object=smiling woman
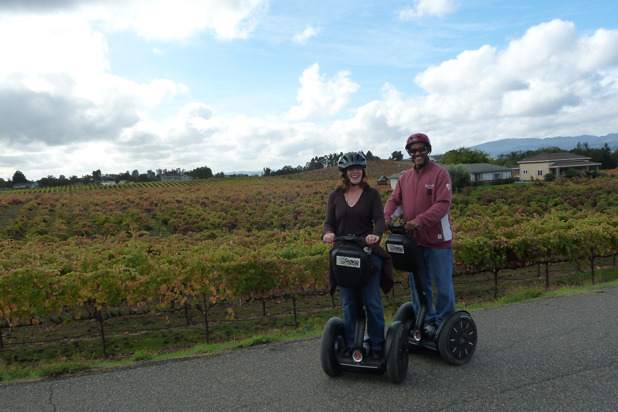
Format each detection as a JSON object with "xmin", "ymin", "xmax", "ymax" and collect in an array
[{"xmin": 322, "ymin": 151, "xmax": 393, "ymax": 358}]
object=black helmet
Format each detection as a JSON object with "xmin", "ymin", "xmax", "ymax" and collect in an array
[{"xmin": 338, "ymin": 152, "xmax": 367, "ymax": 171}]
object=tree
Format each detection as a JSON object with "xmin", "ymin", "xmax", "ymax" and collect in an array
[
  {"xmin": 441, "ymin": 148, "xmax": 491, "ymax": 165},
  {"xmin": 544, "ymin": 173, "xmax": 556, "ymax": 182},
  {"xmin": 12, "ymin": 170, "xmax": 27, "ymax": 184},
  {"xmin": 305, "ymin": 156, "xmax": 324, "ymax": 171},
  {"xmin": 572, "ymin": 142, "xmax": 617, "ymax": 170},
  {"xmin": 443, "ymin": 164, "xmax": 471, "ymax": 190},
  {"xmin": 389, "ymin": 151, "xmax": 404, "ymax": 161},
  {"xmin": 118, "ymin": 171, "xmax": 131, "ymax": 181},
  {"xmin": 188, "ymin": 166, "xmax": 213, "ymax": 179},
  {"xmin": 92, "ymin": 169, "xmax": 102, "ymax": 184}
]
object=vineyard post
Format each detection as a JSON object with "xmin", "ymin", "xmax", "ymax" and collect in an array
[
  {"xmin": 202, "ymin": 293, "xmax": 210, "ymax": 345},
  {"xmin": 589, "ymin": 248, "xmax": 596, "ymax": 285},
  {"xmin": 96, "ymin": 308, "xmax": 108, "ymax": 357},
  {"xmin": 184, "ymin": 301, "xmax": 191, "ymax": 326},
  {"xmin": 492, "ymin": 268, "xmax": 500, "ymax": 300},
  {"xmin": 291, "ymin": 294, "xmax": 298, "ymax": 328}
]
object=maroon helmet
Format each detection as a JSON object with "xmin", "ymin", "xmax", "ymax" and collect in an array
[{"xmin": 405, "ymin": 133, "xmax": 431, "ymax": 151}]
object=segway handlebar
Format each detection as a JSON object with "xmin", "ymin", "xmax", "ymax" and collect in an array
[
  {"xmin": 333, "ymin": 234, "xmax": 367, "ymax": 246},
  {"xmin": 388, "ymin": 222, "xmax": 421, "ymax": 235}
]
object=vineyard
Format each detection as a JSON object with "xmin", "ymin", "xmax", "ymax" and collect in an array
[{"xmin": 1, "ymin": 166, "xmax": 617, "ymax": 366}]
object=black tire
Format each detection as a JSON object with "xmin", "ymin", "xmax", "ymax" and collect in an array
[
  {"xmin": 386, "ymin": 321, "xmax": 409, "ymax": 384},
  {"xmin": 437, "ymin": 311, "xmax": 477, "ymax": 366},
  {"xmin": 321, "ymin": 317, "xmax": 345, "ymax": 377}
]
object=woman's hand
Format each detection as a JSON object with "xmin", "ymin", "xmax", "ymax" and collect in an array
[
  {"xmin": 365, "ymin": 234, "xmax": 379, "ymax": 245},
  {"xmin": 323, "ymin": 232, "xmax": 335, "ymax": 244}
]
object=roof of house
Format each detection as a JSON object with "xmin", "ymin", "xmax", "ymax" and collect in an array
[
  {"xmin": 547, "ymin": 159, "xmax": 602, "ymax": 168},
  {"xmin": 463, "ymin": 163, "xmax": 513, "ymax": 173},
  {"xmin": 518, "ymin": 152, "xmax": 590, "ymax": 163},
  {"xmin": 386, "ymin": 171, "xmax": 405, "ymax": 179}
]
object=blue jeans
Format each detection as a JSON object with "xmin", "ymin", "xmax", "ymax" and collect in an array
[
  {"xmin": 408, "ymin": 247, "xmax": 455, "ymax": 328},
  {"xmin": 339, "ymin": 253, "xmax": 385, "ymax": 351}
]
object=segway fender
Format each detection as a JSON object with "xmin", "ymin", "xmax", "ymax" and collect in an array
[{"xmin": 393, "ymin": 301, "xmax": 415, "ymax": 331}]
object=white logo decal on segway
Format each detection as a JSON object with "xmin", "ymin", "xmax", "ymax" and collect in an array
[
  {"xmin": 336, "ymin": 256, "xmax": 361, "ymax": 268},
  {"xmin": 387, "ymin": 243, "xmax": 405, "ymax": 254}
]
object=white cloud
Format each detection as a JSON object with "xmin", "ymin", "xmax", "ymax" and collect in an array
[
  {"xmin": 350, "ymin": 19, "xmax": 618, "ymax": 152},
  {"xmin": 292, "ymin": 25, "xmax": 321, "ymax": 44},
  {"xmin": 398, "ymin": 0, "xmax": 459, "ymax": 20},
  {"xmin": 0, "ymin": 0, "xmax": 269, "ymax": 42},
  {"xmin": 285, "ymin": 63, "xmax": 360, "ymax": 121},
  {"xmin": 0, "ymin": 11, "xmax": 187, "ymax": 150},
  {"xmin": 89, "ymin": 0, "xmax": 270, "ymax": 42}
]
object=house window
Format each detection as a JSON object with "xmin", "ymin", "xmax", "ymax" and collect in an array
[
  {"xmin": 523, "ymin": 170, "xmax": 528, "ymax": 174},
  {"xmin": 494, "ymin": 173, "xmax": 500, "ymax": 180},
  {"xmin": 537, "ymin": 170, "xmax": 543, "ymax": 176}
]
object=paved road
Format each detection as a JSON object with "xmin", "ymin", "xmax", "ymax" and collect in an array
[{"xmin": 1, "ymin": 287, "xmax": 617, "ymax": 412}]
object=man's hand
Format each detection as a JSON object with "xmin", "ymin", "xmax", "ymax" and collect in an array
[
  {"xmin": 323, "ymin": 232, "xmax": 335, "ymax": 244},
  {"xmin": 405, "ymin": 220, "xmax": 420, "ymax": 232}
]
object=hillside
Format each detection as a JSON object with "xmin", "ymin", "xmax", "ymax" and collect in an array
[{"xmin": 468, "ymin": 133, "xmax": 618, "ymax": 157}]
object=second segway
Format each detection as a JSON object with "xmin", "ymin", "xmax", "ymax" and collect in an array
[{"xmin": 385, "ymin": 224, "xmax": 477, "ymax": 366}]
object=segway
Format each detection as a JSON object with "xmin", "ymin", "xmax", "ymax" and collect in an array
[
  {"xmin": 320, "ymin": 235, "xmax": 409, "ymax": 383},
  {"xmin": 385, "ymin": 224, "xmax": 477, "ymax": 366}
]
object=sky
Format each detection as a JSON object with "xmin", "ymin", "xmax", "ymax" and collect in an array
[{"xmin": 1, "ymin": 0, "xmax": 618, "ymax": 180}]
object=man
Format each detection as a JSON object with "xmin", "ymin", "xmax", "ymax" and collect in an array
[{"xmin": 384, "ymin": 133, "xmax": 455, "ymax": 337}]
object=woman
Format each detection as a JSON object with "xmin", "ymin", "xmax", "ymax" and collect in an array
[{"xmin": 323, "ymin": 152, "xmax": 393, "ymax": 358}]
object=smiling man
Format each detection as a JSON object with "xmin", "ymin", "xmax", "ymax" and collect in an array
[{"xmin": 384, "ymin": 133, "xmax": 455, "ymax": 338}]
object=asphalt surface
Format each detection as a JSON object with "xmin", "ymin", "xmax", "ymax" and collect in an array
[{"xmin": 1, "ymin": 287, "xmax": 616, "ymax": 412}]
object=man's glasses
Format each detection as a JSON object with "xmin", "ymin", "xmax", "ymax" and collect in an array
[{"xmin": 407, "ymin": 147, "xmax": 428, "ymax": 155}]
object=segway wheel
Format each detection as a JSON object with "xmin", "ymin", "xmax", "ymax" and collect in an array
[
  {"xmin": 386, "ymin": 321, "xmax": 409, "ymax": 384},
  {"xmin": 321, "ymin": 317, "xmax": 345, "ymax": 377},
  {"xmin": 437, "ymin": 312, "xmax": 477, "ymax": 366}
]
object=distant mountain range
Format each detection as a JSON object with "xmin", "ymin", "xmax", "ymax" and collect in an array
[{"xmin": 467, "ymin": 133, "xmax": 618, "ymax": 157}]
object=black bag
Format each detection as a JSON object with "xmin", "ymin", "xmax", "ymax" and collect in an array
[
  {"xmin": 385, "ymin": 231, "xmax": 421, "ymax": 273},
  {"xmin": 330, "ymin": 243, "xmax": 371, "ymax": 289}
]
